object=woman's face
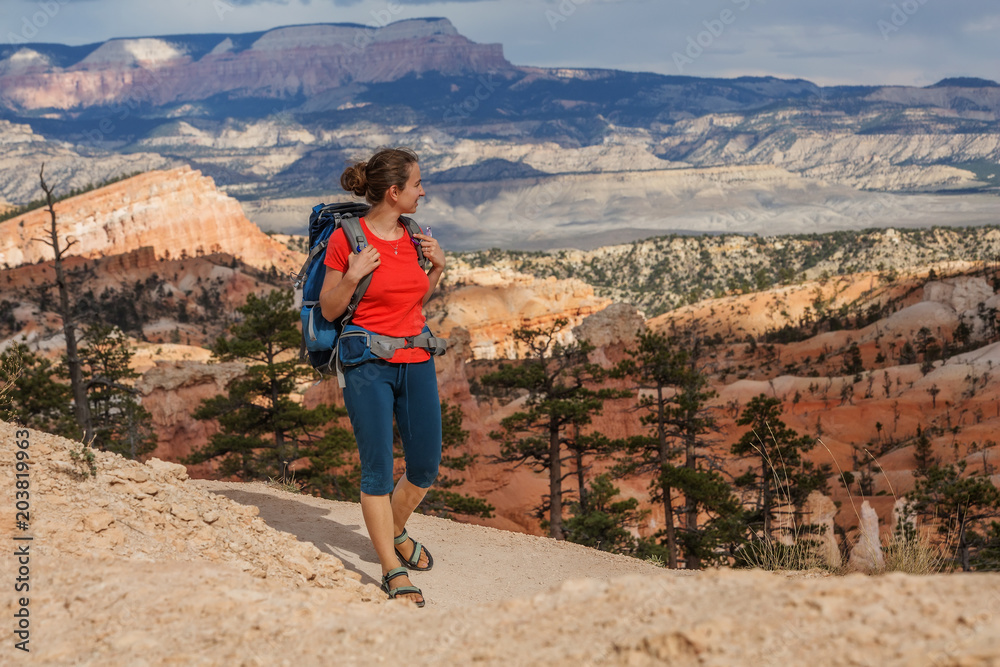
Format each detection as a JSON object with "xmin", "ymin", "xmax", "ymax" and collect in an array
[{"xmin": 395, "ymin": 163, "xmax": 425, "ymax": 214}]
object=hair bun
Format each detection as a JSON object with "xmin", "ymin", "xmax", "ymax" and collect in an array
[
  {"xmin": 340, "ymin": 148, "xmax": 418, "ymax": 205},
  {"xmin": 340, "ymin": 161, "xmax": 368, "ymax": 198}
]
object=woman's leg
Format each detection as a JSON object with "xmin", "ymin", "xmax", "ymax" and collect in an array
[
  {"xmin": 344, "ymin": 361, "xmax": 423, "ymax": 603},
  {"xmin": 359, "ymin": 493, "xmax": 421, "ymax": 602},
  {"xmin": 391, "ymin": 359, "xmax": 442, "ymax": 566},
  {"xmin": 391, "ymin": 475, "xmax": 431, "ymax": 539},
  {"xmin": 360, "ymin": 493, "xmax": 398, "ymax": 566}
]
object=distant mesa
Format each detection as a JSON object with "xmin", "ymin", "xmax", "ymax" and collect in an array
[
  {"xmin": 927, "ymin": 77, "xmax": 1000, "ymax": 88},
  {"xmin": 0, "ymin": 18, "xmax": 509, "ymax": 112},
  {"xmin": 0, "ymin": 48, "xmax": 53, "ymax": 75},
  {"xmin": 431, "ymin": 159, "xmax": 550, "ymax": 184},
  {"xmin": 249, "ymin": 18, "xmax": 460, "ymax": 51},
  {"xmin": 76, "ymin": 38, "xmax": 189, "ymax": 69}
]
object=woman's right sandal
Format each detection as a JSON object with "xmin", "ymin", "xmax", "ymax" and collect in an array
[
  {"xmin": 394, "ymin": 527, "xmax": 434, "ymax": 571},
  {"xmin": 381, "ymin": 567, "xmax": 425, "ymax": 607}
]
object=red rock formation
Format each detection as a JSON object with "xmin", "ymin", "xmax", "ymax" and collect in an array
[
  {"xmin": 0, "ymin": 166, "xmax": 298, "ymax": 273},
  {"xmin": 411, "ymin": 267, "xmax": 1000, "ymax": 543},
  {"xmin": 137, "ymin": 361, "xmax": 247, "ymax": 478},
  {"xmin": 0, "ymin": 20, "xmax": 510, "ymax": 111},
  {"xmin": 1, "ymin": 245, "xmax": 293, "ymax": 357},
  {"xmin": 429, "ymin": 269, "xmax": 613, "ymax": 360},
  {"xmin": 1, "ymin": 245, "xmax": 152, "ymax": 289},
  {"xmin": 10, "ymin": 219, "xmax": 995, "ymax": 551}
]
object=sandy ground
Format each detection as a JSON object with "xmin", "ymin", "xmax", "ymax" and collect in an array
[
  {"xmin": 189, "ymin": 479, "xmax": 673, "ymax": 608},
  {"xmin": 3, "ymin": 422, "xmax": 1000, "ymax": 666}
]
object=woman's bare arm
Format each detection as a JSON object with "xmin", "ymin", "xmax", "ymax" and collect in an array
[{"xmin": 318, "ymin": 245, "xmax": 381, "ymax": 321}]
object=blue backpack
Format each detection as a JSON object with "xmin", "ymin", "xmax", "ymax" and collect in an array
[{"xmin": 292, "ymin": 202, "xmax": 446, "ymax": 384}]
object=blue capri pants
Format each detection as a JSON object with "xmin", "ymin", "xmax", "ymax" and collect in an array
[{"xmin": 342, "ymin": 358, "xmax": 442, "ymax": 496}]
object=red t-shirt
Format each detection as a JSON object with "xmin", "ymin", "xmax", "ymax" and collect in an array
[{"xmin": 323, "ymin": 218, "xmax": 430, "ymax": 363}]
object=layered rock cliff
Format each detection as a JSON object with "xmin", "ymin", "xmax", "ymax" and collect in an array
[
  {"xmin": 429, "ymin": 266, "xmax": 613, "ymax": 360},
  {"xmin": 0, "ymin": 119, "xmax": 175, "ymax": 205},
  {"xmin": 0, "ymin": 19, "xmax": 509, "ymax": 112},
  {"xmin": 657, "ymin": 114, "xmax": 1000, "ymax": 191},
  {"xmin": 0, "ymin": 166, "xmax": 297, "ymax": 272}
]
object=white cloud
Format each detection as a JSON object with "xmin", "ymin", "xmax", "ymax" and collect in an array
[{"xmin": 962, "ymin": 14, "xmax": 1000, "ymax": 32}]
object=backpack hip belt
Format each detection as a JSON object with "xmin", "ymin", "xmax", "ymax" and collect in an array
[
  {"xmin": 369, "ymin": 331, "xmax": 448, "ymax": 359},
  {"xmin": 336, "ymin": 325, "xmax": 447, "ymax": 387}
]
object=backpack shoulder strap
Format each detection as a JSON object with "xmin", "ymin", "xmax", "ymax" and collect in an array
[
  {"xmin": 341, "ymin": 214, "xmax": 367, "ymax": 254},
  {"xmin": 338, "ymin": 214, "xmax": 372, "ymax": 329},
  {"xmin": 399, "ymin": 216, "xmax": 432, "ymax": 271}
]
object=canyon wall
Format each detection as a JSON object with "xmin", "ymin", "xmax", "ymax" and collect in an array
[
  {"xmin": 429, "ymin": 266, "xmax": 613, "ymax": 360},
  {"xmin": 0, "ymin": 166, "xmax": 298, "ymax": 272}
]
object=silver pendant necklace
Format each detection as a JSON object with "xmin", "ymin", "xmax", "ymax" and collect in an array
[
  {"xmin": 385, "ymin": 232, "xmax": 401, "ymax": 255},
  {"xmin": 371, "ymin": 221, "xmax": 401, "ymax": 254}
]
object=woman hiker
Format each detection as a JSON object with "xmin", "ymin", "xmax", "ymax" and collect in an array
[{"xmin": 319, "ymin": 147, "xmax": 445, "ymax": 606}]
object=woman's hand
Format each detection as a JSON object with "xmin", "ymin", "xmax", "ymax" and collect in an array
[
  {"xmin": 344, "ymin": 245, "xmax": 381, "ymax": 282},
  {"xmin": 415, "ymin": 233, "xmax": 445, "ymax": 305},
  {"xmin": 413, "ymin": 233, "xmax": 445, "ymax": 271}
]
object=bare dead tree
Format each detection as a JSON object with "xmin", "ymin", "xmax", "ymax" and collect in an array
[{"xmin": 36, "ymin": 164, "xmax": 92, "ymax": 443}]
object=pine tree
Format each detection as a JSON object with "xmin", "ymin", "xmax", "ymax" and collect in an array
[
  {"xmin": 898, "ymin": 341, "xmax": 918, "ymax": 365},
  {"xmin": 614, "ymin": 331, "xmax": 685, "ymax": 566},
  {"xmin": 480, "ymin": 319, "xmax": 626, "ymax": 539},
  {"xmin": 731, "ymin": 394, "xmax": 829, "ymax": 540},
  {"xmin": 841, "ymin": 342, "xmax": 863, "ymax": 381},
  {"xmin": 78, "ymin": 324, "xmax": 156, "ymax": 459},
  {"xmin": 909, "ymin": 460, "xmax": 1000, "ymax": 571},
  {"xmin": 421, "ymin": 400, "xmax": 495, "ymax": 519},
  {"xmin": 564, "ymin": 474, "xmax": 647, "ymax": 555},
  {"xmin": 661, "ymin": 465, "xmax": 745, "ymax": 566},
  {"xmin": 185, "ymin": 290, "xmax": 341, "ymax": 481},
  {"xmin": 0, "ymin": 343, "xmax": 73, "ymax": 435},
  {"xmin": 912, "ymin": 426, "xmax": 936, "ymax": 476},
  {"xmin": 615, "ymin": 329, "xmax": 742, "ymax": 568},
  {"xmin": 36, "ymin": 165, "xmax": 92, "ymax": 441}
]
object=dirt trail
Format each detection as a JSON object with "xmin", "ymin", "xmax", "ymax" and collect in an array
[{"xmin": 190, "ymin": 479, "xmax": 675, "ymax": 608}]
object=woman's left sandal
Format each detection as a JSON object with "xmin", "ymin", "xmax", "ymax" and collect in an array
[
  {"xmin": 394, "ymin": 528, "xmax": 434, "ymax": 571},
  {"xmin": 381, "ymin": 567, "xmax": 425, "ymax": 607}
]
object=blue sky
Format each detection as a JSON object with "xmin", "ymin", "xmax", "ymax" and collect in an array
[{"xmin": 4, "ymin": 0, "xmax": 999, "ymax": 86}]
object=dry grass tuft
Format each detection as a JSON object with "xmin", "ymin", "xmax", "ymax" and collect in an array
[
  {"xmin": 878, "ymin": 528, "xmax": 944, "ymax": 575},
  {"xmin": 264, "ymin": 468, "xmax": 302, "ymax": 495},
  {"xmin": 740, "ymin": 527, "xmax": 834, "ymax": 572}
]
